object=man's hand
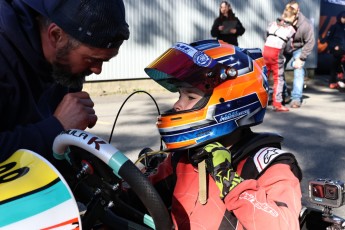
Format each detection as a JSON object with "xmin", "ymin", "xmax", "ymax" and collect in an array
[
  {"xmin": 292, "ymin": 58, "xmax": 305, "ymax": 69},
  {"xmin": 54, "ymin": 91, "xmax": 97, "ymax": 130},
  {"xmin": 191, "ymin": 142, "xmax": 242, "ymax": 199}
]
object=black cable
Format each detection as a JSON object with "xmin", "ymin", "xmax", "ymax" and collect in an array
[{"xmin": 108, "ymin": 90, "xmax": 163, "ymax": 150}]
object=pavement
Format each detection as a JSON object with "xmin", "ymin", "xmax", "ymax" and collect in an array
[{"xmin": 85, "ymin": 74, "xmax": 345, "ymax": 217}]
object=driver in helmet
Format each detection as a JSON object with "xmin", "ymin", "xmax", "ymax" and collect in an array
[{"xmin": 141, "ymin": 39, "xmax": 302, "ymax": 229}]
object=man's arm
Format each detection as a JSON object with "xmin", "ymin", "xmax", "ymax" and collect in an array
[
  {"xmin": 0, "ymin": 90, "xmax": 97, "ymax": 162},
  {"xmin": 0, "ymin": 117, "xmax": 64, "ymax": 162},
  {"xmin": 211, "ymin": 18, "xmax": 221, "ymax": 38},
  {"xmin": 235, "ymin": 17, "xmax": 245, "ymax": 36},
  {"xmin": 299, "ymin": 21, "xmax": 315, "ymax": 61}
]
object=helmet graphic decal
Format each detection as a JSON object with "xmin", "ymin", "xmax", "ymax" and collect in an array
[
  {"xmin": 193, "ymin": 51, "xmax": 212, "ymax": 67},
  {"xmin": 173, "ymin": 43, "xmax": 213, "ymax": 67}
]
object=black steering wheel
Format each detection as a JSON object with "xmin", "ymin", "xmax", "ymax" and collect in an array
[{"xmin": 53, "ymin": 129, "xmax": 172, "ymax": 230}]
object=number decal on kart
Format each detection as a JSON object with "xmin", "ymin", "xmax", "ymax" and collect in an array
[{"xmin": 0, "ymin": 162, "xmax": 29, "ymax": 184}]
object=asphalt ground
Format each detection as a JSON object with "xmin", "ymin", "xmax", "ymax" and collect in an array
[{"xmin": 85, "ymin": 74, "xmax": 345, "ymax": 217}]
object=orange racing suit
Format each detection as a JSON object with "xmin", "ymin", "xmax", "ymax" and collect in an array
[{"xmin": 149, "ymin": 145, "xmax": 302, "ymax": 230}]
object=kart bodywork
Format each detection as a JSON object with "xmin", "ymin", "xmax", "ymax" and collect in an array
[{"xmin": 0, "ymin": 149, "xmax": 80, "ymax": 229}]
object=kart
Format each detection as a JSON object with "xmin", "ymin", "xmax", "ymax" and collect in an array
[
  {"xmin": 0, "ymin": 129, "xmax": 172, "ymax": 229},
  {"xmin": 2, "ymin": 128, "xmax": 345, "ymax": 229},
  {"xmin": 1, "ymin": 128, "xmax": 345, "ymax": 229}
]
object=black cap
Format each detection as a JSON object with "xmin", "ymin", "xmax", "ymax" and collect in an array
[{"xmin": 22, "ymin": 0, "xmax": 130, "ymax": 49}]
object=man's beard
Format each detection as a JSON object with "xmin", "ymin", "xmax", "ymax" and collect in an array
[
  {"xmin": 51, "ymin": 42, "xmax": 91, "ymax": 89},
  {"xmin": 51, "ymin": 64, "xmax": 86, "ymax": 89}
]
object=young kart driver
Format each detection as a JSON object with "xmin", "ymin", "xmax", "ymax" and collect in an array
[{"xmin": 140, "ymin": 39, "xmax": 303, "ymax": 229}]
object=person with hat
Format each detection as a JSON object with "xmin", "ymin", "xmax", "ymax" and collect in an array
[{"xmin": 0, "ymin": 0, "xmax": 129, "ymax": 165}]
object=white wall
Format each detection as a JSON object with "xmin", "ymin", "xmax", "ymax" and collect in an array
[{"xmin": 86, "ymin": 0, "xmax": 320, "ymax": 81}]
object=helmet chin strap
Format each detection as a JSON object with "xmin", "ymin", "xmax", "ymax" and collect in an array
[
  {"xmin": 186, "ymin": 148, "xmax": 208, "ymax": 205},
  {"xmin": 198, "ymin": 160, "xmax": 208, "ymax": 205},
  {"xmin": 164, "ymin": 108, "xmax": 177, "ymax": 113}
]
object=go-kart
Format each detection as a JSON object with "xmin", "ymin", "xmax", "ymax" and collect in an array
[
  {"xmin": 1, "ymin": 84, "xmax": 345, "ymax": 229},
  {"xmin": 0, "ymin": 129, "xmax": 172, "ymax": 230},
  {"xmin": 2, "ymin": 128, "xmax": 345, "ymax": 229}
]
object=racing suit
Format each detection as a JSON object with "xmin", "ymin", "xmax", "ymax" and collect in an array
[
  {"xmin": 263, "ymin": 20, "xmax": 295, "ymax": 106},
  {"xmin": 149, "ymin": 133, "xmax": 302, "ymax": 230}
]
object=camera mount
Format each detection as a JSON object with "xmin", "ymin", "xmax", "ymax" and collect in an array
[
  {"xmin": 309, "ymin": 178, "xmax": 345, "ymax": 230},
  {"xmin": 322, "ymin": 206, "xmax": 345, "ymax": 230}
]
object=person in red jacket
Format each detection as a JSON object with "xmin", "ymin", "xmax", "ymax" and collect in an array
[{"xmin": 141, "ymin": 39, "xmax": 303, "ymax": 229}]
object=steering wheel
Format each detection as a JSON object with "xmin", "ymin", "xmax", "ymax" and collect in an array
[{"xmin": 53, "ymin": 129, "xmax": 172, "ymax": 230}]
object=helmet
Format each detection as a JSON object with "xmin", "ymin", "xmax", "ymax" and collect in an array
[{"xmin": 144, "ymin": 39, "xmax": 269, "ymax": 150}]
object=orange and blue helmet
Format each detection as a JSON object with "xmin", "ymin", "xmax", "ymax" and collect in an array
[{"xmin": 144, "ymin": 39, "xmax": 269, "ymax": 150}]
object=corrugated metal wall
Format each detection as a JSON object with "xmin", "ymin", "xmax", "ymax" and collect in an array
[{"xmin": 86, "ymin": 0, "xmax": 320, "ymax": 81}]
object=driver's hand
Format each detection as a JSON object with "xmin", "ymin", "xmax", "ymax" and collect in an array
[
  {"xmin": 54, "ymin": 91, "xmax": 97, "ymax": 130},
  {"xmin": 137, "ymin": 148, "xmax": 167, "ymax": 176},
  {"xmin": 191, "ymin": 142, "xmax": 243, "ymax": 199}
]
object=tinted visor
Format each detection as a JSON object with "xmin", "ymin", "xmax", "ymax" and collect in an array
[{"xmin": 144, "ymin": 42, "xmax": 228, "ymax": 94}]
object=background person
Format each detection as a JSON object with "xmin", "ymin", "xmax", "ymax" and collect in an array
[
  {"xmin": 284, "ymin": 0, "xmax": 315, "ymax": 108},
  {"xmin": 140, "ymin": 40, "xmax": 302, "ymax": 229},
  {"xmin": 322, "ymin": 11, "xmax": 345, "ymax": 89},
  {"xmin": 0, "ymin": 0, "xmax": 129, "ymax": 165},
  {"xmin": 211, "ymin": 1, "xmax": 245, "ymax": 46},
  {"xmin": 263, "ymin": 6, "xmax": 298, "ymax": 112}
]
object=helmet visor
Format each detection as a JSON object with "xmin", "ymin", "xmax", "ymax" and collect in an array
[{"xmin": 144, "ymin": 42, "xmax": 227, "ymax": 94}]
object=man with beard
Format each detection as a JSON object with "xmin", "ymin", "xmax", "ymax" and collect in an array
[{"xmin": 0, "ymin": 0, "xmax": 129, "ymax": 165}]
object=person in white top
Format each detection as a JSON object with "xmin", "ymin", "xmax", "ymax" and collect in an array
[{"xmin": 263, "ymin": 6, "xmax": 297, "ymax": 112}]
